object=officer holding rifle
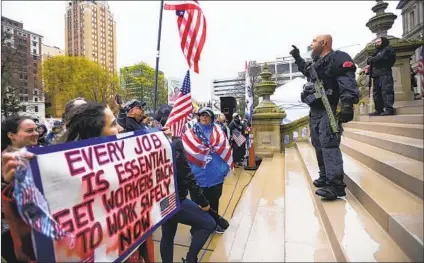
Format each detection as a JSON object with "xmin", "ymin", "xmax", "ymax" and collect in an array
[{"xmin": 290, "ymin": 34, "xmax": 360, "ymax": 200}]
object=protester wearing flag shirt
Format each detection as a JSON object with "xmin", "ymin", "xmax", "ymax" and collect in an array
[
  {"xmin": 153, "ymin": 106, "xmax": 216, "ymax": 263},
  {"xmin": 182, "ymin": 107, "xmax": 232, "ymax": 234}
]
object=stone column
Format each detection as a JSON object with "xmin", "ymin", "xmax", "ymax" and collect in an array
[{"xmin": 252, "ymin": 63, "xmax": 286, "ymax": 158}]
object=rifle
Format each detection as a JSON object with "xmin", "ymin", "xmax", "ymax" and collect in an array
[{"xmin": 309, "ymin": 64, "xmax": 339, "ymax": 134}]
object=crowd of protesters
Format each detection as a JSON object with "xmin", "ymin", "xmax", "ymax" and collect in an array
[{"xmin": 1, "ymin": 94, "xmax": 253, "ymax": 263}]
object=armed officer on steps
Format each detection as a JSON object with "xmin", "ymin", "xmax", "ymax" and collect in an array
[{"xmin": 290, "ymin": 34, "xmax": 360, "ymax": 200}]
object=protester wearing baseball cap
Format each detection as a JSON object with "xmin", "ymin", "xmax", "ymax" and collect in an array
[
  {"xmin": 116, "ymin": 99, "xmax": 148, "ymax": 132},
  {"xmin": 183, "ymin": 106, "xmax": 230, "ymax": 234}
]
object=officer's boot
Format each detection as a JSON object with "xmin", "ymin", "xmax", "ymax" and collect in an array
[
  {"xmin": 380, "ymin": 109, "xmax": 395, "ymax": 116},
  {"xmin": 368, "ymin": 110, "xmax": 382, "ymax": 116},
  {"xmin": 315, "ymin": 179, "xmax": 346, "ymax": 200},
  {"xmin": 313, "ymin": 172, "xmax": 327, "ymax": 188}
]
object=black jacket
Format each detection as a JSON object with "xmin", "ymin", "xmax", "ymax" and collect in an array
[
  {"xmin": 172, "ymin": 136, "xmax": 209, "ymax": 207},
  {"xmin": 117, "ymin": 108, "xmax": 149, "ymax": 132},
  {"xmin": 367, "ymin": 37, "xmax": 396, "ymax": 78},
  {"xmin": 294, "ymin": 50, "xmax": 360, "ymax": 108}
]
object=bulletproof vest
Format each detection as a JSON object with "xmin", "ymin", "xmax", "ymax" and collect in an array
[{"xmin": 311, "ymin": 52, "xmax": 341, "ymax": 107}]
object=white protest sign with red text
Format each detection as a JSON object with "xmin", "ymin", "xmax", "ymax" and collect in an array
[{"xmin": 29, "ymin": 130, "xmax": 179, "ymax": 262}]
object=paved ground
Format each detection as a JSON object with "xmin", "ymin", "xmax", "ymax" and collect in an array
[{"xmin": 151, "ymin": 167, "xmax": 254, "ymax": 262}]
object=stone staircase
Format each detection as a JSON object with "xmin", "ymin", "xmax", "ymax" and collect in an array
[
  {"xmin": 295, "ymin": 99, "xmax": 423, "ymax": 262},
  {"xmin": 208, "ymin": 100, "xmax": 422, "ymax": 262}
]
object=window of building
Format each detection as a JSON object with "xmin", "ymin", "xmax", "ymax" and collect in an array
[
  {"xmin": 34, "ymin": 105, "xmax": 38, "ymax": 112},
  {"xmin": 277, "ymin": 63, "xmax": 290, "ymax": 74},
  {"xmin": 32, "ymin": 41, "xmax": 36, "ymax": 47},
  {"xmin": 24, "ymin": 97, "xmax": 28, "ymax": 102},
  {"xmin": 409, "ymin": 10, "xmax": 415, "ymax": 32},
  {"xmin": 22, "ymin": 106, "xmax": 26, "ymax": 112}
]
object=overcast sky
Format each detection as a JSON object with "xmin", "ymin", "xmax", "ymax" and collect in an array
[{"xmin": 1, "ymin": 1, "xmax": 403, "ymax": 101}]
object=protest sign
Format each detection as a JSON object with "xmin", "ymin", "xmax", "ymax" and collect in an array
[{"xmin": 28, "ymin": 130, "xmax": 179, "ymax": 262}]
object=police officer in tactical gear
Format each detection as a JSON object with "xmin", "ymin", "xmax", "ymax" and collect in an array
[
  {"xmin": 290, "ymin": 34, "xmax": 360, "ymax": 200},
  {"xmin": 367, "ymin": 37, "xmax": 396, "ymax": 116}
]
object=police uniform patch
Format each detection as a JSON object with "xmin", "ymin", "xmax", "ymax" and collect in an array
[{"xmin": 342, "ymin": 61, "xmax": 353, "ymax": 68}]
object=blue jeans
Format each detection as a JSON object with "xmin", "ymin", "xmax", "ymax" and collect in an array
[{"xmin": 160, "ymin": 199, "xmax": 216, "ymax": 263}]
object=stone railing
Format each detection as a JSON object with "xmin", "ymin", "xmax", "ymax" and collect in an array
[{"xmin": 280, "ymin": 115, "xmax": 310, "ymax": 149}]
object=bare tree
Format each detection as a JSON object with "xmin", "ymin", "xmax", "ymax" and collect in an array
[{"xmin": 1, "ymin": 30, "xmax": 27, "ymax": 117}]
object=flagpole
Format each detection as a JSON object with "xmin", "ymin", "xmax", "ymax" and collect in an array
[{"xmin": 153, "ymin": 0, "xmax": 165, "ymax": 113}]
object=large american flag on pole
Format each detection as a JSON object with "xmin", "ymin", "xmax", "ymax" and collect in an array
[
  {"xmin": 165, "ymin": 70, "xmax": 193, "ymax": 137},
  {"xmin": 164, "ymin": 1, "xmax": 207, "ymax": 73},
  {"xmin": 183, "ymin": 124, "xmax": 234, "ymax": 169}
]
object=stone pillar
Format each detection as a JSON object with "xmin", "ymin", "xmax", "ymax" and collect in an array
[
  {"xmin": 252, "ymin": 63, "xmax": 286, "ymax": 158},
  {"xmin": 354, "ymin": 0, "xmax": 424, "ymax": 103}
]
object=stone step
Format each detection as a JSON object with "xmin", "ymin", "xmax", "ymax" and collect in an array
[
  {"xmin": 343, "ymin": 127, "xmax": 424, "ymax": 162},
  {"xmin": 341, "ymin": 137, "xmax": 423, "ymax": 199},
  {"xmin": 344, "ymin": 121, "xmax": 424, "ymax": 139},
  {"xmin": 284, "ymin": 148, "xmax": 336, "ymax": 262},
  {"xmin": 357, "ymin": 114, "xmax": 423, "ymax": 124},
  {"xmin": 295, "ymin": 142, "xmax": 412, "ymax": 262},
  {"xmin": 209, "ymin": 154, "xmax": 286, "ymax": 262},
  {"xmin": 394, "ymin": 99, "xmax": 424, "ymax": 108},
  {"xmin": 395, "ymin": 105, "xmax": 424, "ymax": 115}
]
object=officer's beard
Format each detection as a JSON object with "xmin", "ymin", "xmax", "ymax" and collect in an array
[{"xmin": 311, "ymin": 44, "xmax": 323, "ymax": 62}]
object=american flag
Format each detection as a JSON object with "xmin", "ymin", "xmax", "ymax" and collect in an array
[
  {"xmin": 418, "ymin": 46, "xmax": 424, "ymax": 91},
  {"xmin": 182, "ymin": 124, "xmax": 234, "ymax": 169},
  {"xmin": 232, "ymin": 130, "xmax": 246, "ymax": 147},
  {"xmin": 160, "ymin": 192, "xmax": 177, "ymax": 217},
  {"xmin": 164, "ymin": 1, "xmax": 207, "ymax": 73},
  {"xmin": 165, "ymin": 70, "xmax": 193, "ymax": 137}
]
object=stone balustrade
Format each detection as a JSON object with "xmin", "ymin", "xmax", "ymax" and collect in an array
[{"xmin": 280, "ymin": 116, "xmax": 310, "ymax": 149}]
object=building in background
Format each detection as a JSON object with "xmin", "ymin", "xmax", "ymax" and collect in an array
[
  {"xmin": 42, "ymin": 44, "xmax": 64, "ymax": 61},
  {"xmin": 397, "ymin": 0, "xmax": 424, "ymax": 69},
  {"xmin": 41, "ymin": 44, "xmax": 65, "ymax": 117},
  {"xmin": 1, "ymin": 16, "xmax": 45, "ymax": 120},
  {"xmin": 65, "ymin": 0, "xmax": 117, "ymax": 74}
]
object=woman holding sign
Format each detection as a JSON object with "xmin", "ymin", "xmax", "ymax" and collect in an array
[
  {"xmin": 1, "ymin": 103, "xmax": 158, "ymax": 263},
  {"xmin": 1, "ymin": 115, "xmax": 40, "ymax": 263}
]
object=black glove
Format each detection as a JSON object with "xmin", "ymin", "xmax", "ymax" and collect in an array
[
  {"xmin": 300, "ymin": 82, "xmax": 315, "ymax": 104},
  {"xmin": 366, "ymin": 57, "xmax": 372, "ymax": 65},
  {"xmin": 340, "ymin": 104, "xmax": 354, "ymax": 123},
  {"xmin": 289, "ymin": 45, "xmax": 300, "ymax": 59}
]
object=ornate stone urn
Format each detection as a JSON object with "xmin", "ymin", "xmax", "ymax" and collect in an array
[
  {"xmin": 354, "ymin": 0, "xmax": 424, "ymax": 105},
  {"xmin": 252, "ymin": 64, "xmax": 286, "ymax": 157}
]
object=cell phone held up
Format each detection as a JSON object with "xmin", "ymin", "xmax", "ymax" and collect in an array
[{"xmin": 115, "ymin": 94, "xmax": 123, "ymax": 105}]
